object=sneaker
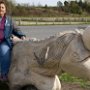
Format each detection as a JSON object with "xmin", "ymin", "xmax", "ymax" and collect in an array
[
  {"xmin": 0, "ymin": 75, "xmax": 8, "ymax": 82},
  {"xmin": 2, "ymin": 76, "xmax": 8, "ymax": 82},
  {"xmin": 0, "ymin": 75, "xmax": 2, "ymax": 81}
]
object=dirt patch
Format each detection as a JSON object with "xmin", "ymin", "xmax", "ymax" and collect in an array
[
  {"xmin": 61, "ymin": 81, "xmax": 90, "ymax": 90},
  {"xmin": 0, "ymin": 81, "xmax": 90, "ymax": 90}
]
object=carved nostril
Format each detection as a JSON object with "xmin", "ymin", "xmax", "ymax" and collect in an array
[{"xmin": 20, "ymin": 85, "xmax": 38, "ymax": 90}]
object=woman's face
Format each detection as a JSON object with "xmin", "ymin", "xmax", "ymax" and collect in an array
[{"xmin": 0, "ymin": 3, "xmax": 6, "ymax": 17}]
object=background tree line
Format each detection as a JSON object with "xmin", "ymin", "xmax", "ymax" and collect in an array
[{"xmin": 4, "ymin": 0, "xmax": 90, "ymax": 17}]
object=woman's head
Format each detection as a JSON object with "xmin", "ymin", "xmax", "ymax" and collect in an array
[{"xmin": 0, "ymin": 1, "xmax": 6, "ymax": 17}]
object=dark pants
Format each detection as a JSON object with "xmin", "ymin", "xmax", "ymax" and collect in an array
[{"xmin": 0, "ymin": 41, "xmax": 11, "ymax": 76}]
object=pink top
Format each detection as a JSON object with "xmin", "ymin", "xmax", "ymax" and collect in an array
[{"xmin": 0, "ymin": 16, "xmax": 6, "ymax": 42}]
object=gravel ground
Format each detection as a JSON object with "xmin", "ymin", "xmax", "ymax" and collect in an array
[
  {"xmin": 61, "ymin": 82, "xmax": 90, "ymax": 90},
  {"xmin": 0, "ymin": 82, "xmax": 90, "ymax": 90}
]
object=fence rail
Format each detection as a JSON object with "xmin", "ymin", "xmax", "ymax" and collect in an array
[{"xmin": 13, "ymin": 17, "xmax": 90, "ymax": 25}]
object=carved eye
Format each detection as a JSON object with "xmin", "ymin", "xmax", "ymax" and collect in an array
[{"xmin": 71, "ymin": 52, "xmax": 80, "ymax": 62}]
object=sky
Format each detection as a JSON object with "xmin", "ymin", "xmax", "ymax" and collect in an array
[{"xmin": 15, "ymin": 0, "xmax": 69, "ymax": 6}]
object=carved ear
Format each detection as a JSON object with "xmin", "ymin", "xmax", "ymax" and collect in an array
[{"xmin": 82, "ymin": 26, "xmax": 90, "ymax": 50}]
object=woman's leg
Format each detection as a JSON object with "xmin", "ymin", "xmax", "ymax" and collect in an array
[{"xmin": 0, "ymin": 42, "xmax": 11, "ymax": 77}]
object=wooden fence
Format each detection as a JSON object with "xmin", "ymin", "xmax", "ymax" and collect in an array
[{"xmin": 13, "ymin": 17, "xmax": 90, "ymax": 25}]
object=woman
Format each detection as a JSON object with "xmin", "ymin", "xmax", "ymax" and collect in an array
[{"xmin": 0, "ymin": 1, "xmax": 25, "ymax": 82}]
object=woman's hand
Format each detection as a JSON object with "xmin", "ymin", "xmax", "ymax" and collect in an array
[{"xmin": 11, "ymin": 35, "xmax": 23, "ymax": 44}]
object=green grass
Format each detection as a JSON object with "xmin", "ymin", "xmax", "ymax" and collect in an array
[{"xmin": 60, "ymin": 73, "xmax": 90, "ymax": 89}]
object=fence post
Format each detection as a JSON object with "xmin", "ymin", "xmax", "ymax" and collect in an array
[{"xmin": 18, "ymin": 18, "xmax": 21, "ymax": 26}]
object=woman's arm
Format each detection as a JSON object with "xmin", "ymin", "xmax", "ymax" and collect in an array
[{"xmin": 12, "ymin": 19, "xmax": 26, "ymax": 39}]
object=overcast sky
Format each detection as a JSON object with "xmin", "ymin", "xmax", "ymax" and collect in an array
[{"xmin": 15, "ymin": 0, "xmax": 69, "ymax": 6}]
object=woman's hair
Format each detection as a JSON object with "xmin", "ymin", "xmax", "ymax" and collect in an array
[{"xmin": 0, "ymin": 0, "xmax": 7, "ymax": 7}]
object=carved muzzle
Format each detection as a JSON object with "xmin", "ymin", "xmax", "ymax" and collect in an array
[{"xmin": 82, "ymin": 26, "xmax": 90, "ymax": 50}]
